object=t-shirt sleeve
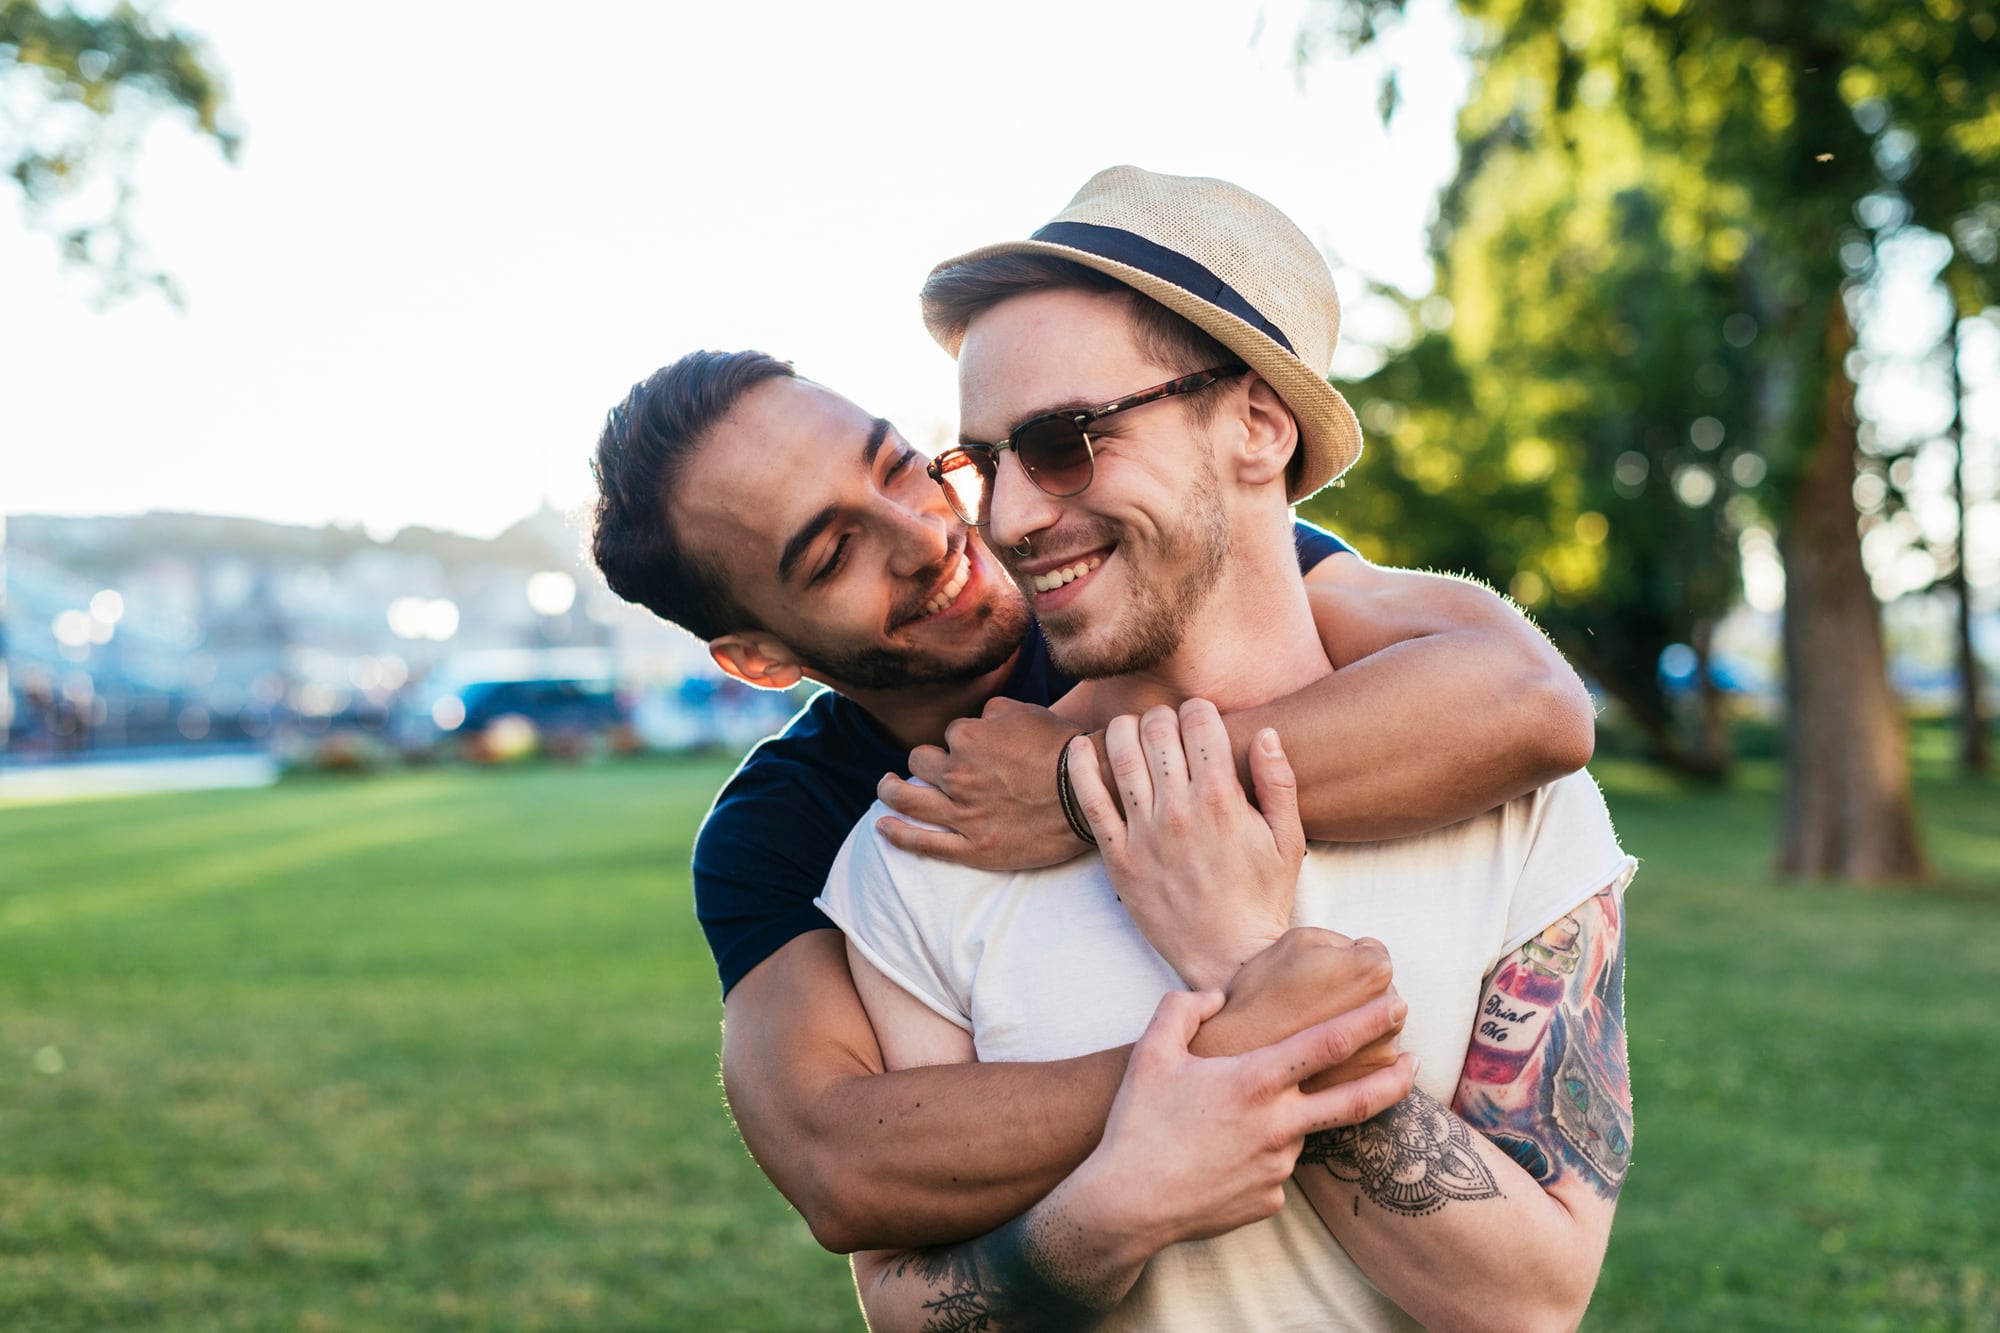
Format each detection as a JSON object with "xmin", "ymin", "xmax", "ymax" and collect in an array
[
  {"xmin": 1291, "ymin": 516, "xmax": 1355, "ymax": 571},
  {"xmin": 816, "ymin": 808, "xmax": 973, "ymax": 1032},
  {"xmin": 1495, "ymin": 770, "xmax": 1639, "ymax": 963},
  {"xmin": 693, "ymin": 788, "xmax": 841, "ymax": 998}
]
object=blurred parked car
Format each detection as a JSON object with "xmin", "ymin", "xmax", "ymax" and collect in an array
[{"xmin": 398, "ymin": 649, "xmax": 631, "ymax": 761}]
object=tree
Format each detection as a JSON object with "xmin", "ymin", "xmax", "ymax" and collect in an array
[
  {"xmin": 0, "ymin": 0, "xmax": 237, "ymax": 302},
  {"xmin": 0, "ymin": 2, "xmax": 234, "ymax": 754},
  {"xmin": 1309, "ymin": 0, "xmax": 1998, "ymax": 879},
  {"xmin": 1311, "ymin": 170, "xmax": 1759, "ymax": 780}
]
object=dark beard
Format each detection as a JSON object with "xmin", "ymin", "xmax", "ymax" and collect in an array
[{"xmin": 803, "ymin": 595, "xmax": 1030, "ymax": 692}]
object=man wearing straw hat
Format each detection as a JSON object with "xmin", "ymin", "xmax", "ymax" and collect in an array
[{"xmin": 816, "ymin": 166, "xmax": 1635, "ymax": 1329}]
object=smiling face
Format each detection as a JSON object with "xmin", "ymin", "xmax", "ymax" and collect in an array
[
  {"xmin": 958, "ymin": 287, "xmax": 1232, "ymax": 680},
  {"xmin": 671, "ymin": 376, "xmax": 1029, "ymax": 694}
]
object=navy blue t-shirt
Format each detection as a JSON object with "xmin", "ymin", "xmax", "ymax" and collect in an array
[{"xmin": 694, "ymin": 520, "xmax": 1354, "ymax": 996}]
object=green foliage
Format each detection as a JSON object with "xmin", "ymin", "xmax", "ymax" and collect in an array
[
  {"xmin": 1306, "ymin": 0, "xmax": 1999, "ymax": 773},
  {"xmin": 0, "ymin": 0, "xmax": 237, "ymax": 301},
  {"xmin": 1, "ymin": 751, "xmax": 1995, "ymax": 1328}
]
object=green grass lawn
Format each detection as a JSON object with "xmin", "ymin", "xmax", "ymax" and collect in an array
[{"xmin": 2, "ymin": 747, "xmax": 1995, "ymax": 1331}]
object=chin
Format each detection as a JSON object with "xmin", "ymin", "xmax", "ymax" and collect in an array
[{"xmin": 1043, "ymin": 616, "xmax": 1181, "ymax": 680}]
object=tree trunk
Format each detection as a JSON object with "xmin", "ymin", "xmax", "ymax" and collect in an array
[
  {"xmin": 1946, "ymin": 313, "xmax": 1990, "ymax": 776},
  {"xmin": 1691, "ymin": 617, "xmax": 1734, "ymax": 778},
  {"xmin": 1776, "ymin": 298, "xmax": 1927, "ymax": 881}
]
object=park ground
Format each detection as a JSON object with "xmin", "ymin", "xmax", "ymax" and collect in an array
[{"xmin": 2, "ymin": 735, "xmax": 1996, "ymax": 1331}]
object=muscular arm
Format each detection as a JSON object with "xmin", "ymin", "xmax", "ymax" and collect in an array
[
  {"xmin": 1289, "ymin": 883, "xmax": 1632, "ymax": 1331},
  {"xmin": 1250, "ymin": 557, "xmax": 1594, "ymax": 839},
  {"xmin": 723, "ymin": 926, "xmax": 1406, "ymax": 1254},
  {"xmin": 877, "ymin": 555, "xmax": 1595, "ymax": 867},
  {"xmin": 846, "ymin": 953, "xmax": 1416, "ymax": 1332},
  {"xmin": 721, "ymin": 929, "xmax": 1122, "ymax": 1254}
]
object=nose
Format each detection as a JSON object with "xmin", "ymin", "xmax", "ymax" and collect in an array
[
  {"xmin": 884, "ymin": 492, "xmax": 952, "ymax": 578},
  {"xmin": 986, "ymin": 451, "xmax": 1060, "ymax": 557}
]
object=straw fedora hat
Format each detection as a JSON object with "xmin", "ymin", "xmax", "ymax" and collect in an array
[{"xmin": 922, "ymin": 165, "xmax": 1362, "ymax": 501}]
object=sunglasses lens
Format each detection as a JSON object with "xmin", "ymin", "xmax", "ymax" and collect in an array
[
  {"xmin": 1017, "ymin": 420, "xmax": 1093, "ymax": 496},
  {"xmin": 933, "ymin": 450, "xmax": 995, "ymax": 524}
]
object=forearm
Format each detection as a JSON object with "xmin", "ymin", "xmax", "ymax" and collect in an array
[
  {"xmin": 773, "ymin": 1049, "xmax": 1128, "ymax": 1253},
  {"xmin": 721, "ymin": 932, "xmax": 1131, "ymax": 1253},
  {"xmin": 793, "ymin": 977, "xmax": 1362, "ymax": 1251},
  {"xmin": 853, "ymin": 1172, "xmax": 1147, "ymax": 1333},
  {"xmin": 1218, "ymin": 628, "xmax": 1592, "ymax": 840},
  {"xmin": 1291, "ymin": 1088, "xmax": 1604, "ymax": 1332}
]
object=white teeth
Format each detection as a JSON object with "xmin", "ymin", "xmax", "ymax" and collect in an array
[
  {"xmin": 923, "ymin": 553, "xmax": 972, "ymax": 616},
  {"xmin": 1030, "ymin": 555, "xmax": 1104, "ymax": 594}
]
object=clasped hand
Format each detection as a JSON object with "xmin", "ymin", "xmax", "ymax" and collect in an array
[
  {"xmin": 875, "ymin": 698, "xmax": 1087, "ymax": 870},
  {"xmin": 1065, "ymin": 699, "xmax": 1304, "ymax": 991}
]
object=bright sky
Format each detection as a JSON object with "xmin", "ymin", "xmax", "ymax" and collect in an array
[{"xmin": 0, "ymin": 0, "xmax": 1468, "ymax": 538}]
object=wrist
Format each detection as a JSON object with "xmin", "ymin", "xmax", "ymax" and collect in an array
[
  {"xmin": 1178, "ymin": 931, "xmax": 1287, "ymax": 994},
  {"xmin": 1048, "ymin": 1151, "xmax": 1174, "ymax": 1288},
  {"xmin": 1055, "ymin": 734, "xmax": 1097, "ymax": 847}
]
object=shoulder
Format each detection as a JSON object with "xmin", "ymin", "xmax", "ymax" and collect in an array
[
  {"xmin": 1494, "ymin": 769, "xmax": 1637, "ymax": 952},
  {"xmin": 824, "ymin": 803, "xmax": 991, "ymax": 904},
  {"xmin": 1507, "ymin": 769, "xmax": 1625, "ymax": 852},
  {"xmin": 1291, "ymin": 516, "xmax": 1355, "ymax": 571},
  {"xmin": 701, "ymin": 692, "xmax": 895, "ymax": 840}
]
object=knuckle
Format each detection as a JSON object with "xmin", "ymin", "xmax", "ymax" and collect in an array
[
  {"xmin": 1290, "ymin": 925, "xmax": 1342, "ymax": 949},
  {"xmin": 1180, "ymin": 696, "xmax": 1220, "ymax": 722}
]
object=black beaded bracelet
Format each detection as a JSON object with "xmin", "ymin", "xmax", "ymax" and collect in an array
[{"xmin": 1056, "ymin": 734, "xmax": 1098, "ymax": 846}]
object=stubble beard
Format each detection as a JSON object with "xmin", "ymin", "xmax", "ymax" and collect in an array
[{"xmin": 1040, "ymin": 454, "xmax": 1231, "ymax": 681}]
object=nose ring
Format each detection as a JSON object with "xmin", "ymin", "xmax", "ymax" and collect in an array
[{"xmin": 1013, "ymin": 537, "xmax": 1033, "ymax": 557}]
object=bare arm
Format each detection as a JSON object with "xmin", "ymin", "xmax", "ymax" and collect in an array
[
  {"xmin": 1251, "ymin": 557, "xmax": 1594, "ymax": 838},
  {"xmin": 848, "ymin": 977, "xmax": 1417, "ymax": 1332},
  {"xmin": 723, "ymin": 924, "xmax": 1412, "ymax": 1253},
  {"xmin": 721, "ymin": 930, "xmax": 1121, "ymax": 1253},
  {"xmin": 1067, "ymin": 703, "xmax": 1626, "ymax": 1327},
  {"xmin": 875, "ymin": 554, "xmax": 1594, "ymax": 866},
  {"xmin": 1290, "ymin": 884, "xmax": 1632, "ymax": 1331}
]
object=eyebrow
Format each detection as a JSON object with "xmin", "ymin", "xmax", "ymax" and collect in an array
[
  {"xmin": 776, "ymin": 417, "xmax": 894, "ymax": 585},
  {"xmin": 958, "ymin": 398, "xmax": 1098, "ymax": 447}
]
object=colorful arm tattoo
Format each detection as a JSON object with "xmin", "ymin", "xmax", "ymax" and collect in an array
[{"xmin": 1455, "ymin": 883, "xmax": 1633, "ymax": 1198}]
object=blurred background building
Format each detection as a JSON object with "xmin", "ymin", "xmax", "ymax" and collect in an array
[{"xmin": 1, "ymin": 503, "xmax": 798, "ymax": 767}]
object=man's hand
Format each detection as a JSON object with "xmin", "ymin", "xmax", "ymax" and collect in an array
[
  {"xmin": 1061, "ymin": 987, "xmax": 1418, "ymax": 1269},
  {"xmin": 875, "ymin": 698, "xmax": 1087, "ymax": 870},
  {"xmin": 1193, "ymin": 926, "xmax": 1407, "ymax": 1090},
  {"xmin": 1068, "ymin": 699, "xmax": 1306, "ymax": 990}
]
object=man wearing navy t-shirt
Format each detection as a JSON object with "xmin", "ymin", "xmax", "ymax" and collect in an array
[{"xmin": 588, "ymin": 349, "xmax": 1595, "ymax": 1255}]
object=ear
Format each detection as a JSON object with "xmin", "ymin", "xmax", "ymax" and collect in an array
[
  {"xmin": 708, "ymin": 632, "xmax": 805, "ymax": 691},
  {"xmin": 1230, "ymin": 374, "xmax": 1300, "ymax": 489}
]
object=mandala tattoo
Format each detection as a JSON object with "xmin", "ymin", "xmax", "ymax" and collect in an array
[
  {"xmin": 1300, "ymin": 1089, "xmax": 1503, "ymax": 1216},
  {"xmin": 919, "ymin": 1286, "xmax": 1005, "ymax": 1333},
  {"xmin": 879, "ymin": 1216, "xmax": 1102, "ymax": 1333}
]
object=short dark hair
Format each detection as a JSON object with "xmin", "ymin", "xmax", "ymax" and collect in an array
[
  {"xmin": 590, "ymin": 349, "xmax": 795, "ymax": 641},
  {"xmin": 922, "ymin": 254, "xmax": 1235, "ymax": 425}
]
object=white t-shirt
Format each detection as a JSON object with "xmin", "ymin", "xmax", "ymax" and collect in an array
[{"xmin": 818, "ymin": 769, "xmax": 1635, "ymax": 1332}]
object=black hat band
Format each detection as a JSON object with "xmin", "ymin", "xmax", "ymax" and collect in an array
[{"xmin": 1032, "ymin": 220, "xmax": 1297, "ymax": 356}]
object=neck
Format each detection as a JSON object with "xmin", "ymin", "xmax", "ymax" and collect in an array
[
  {"xmin": 833, "ymin": 649, "xmax": 1024, "ymax": 751},
  {"xmin": 1058, "ymin": 519, "xmax": 1331, "ymax": 729}
]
